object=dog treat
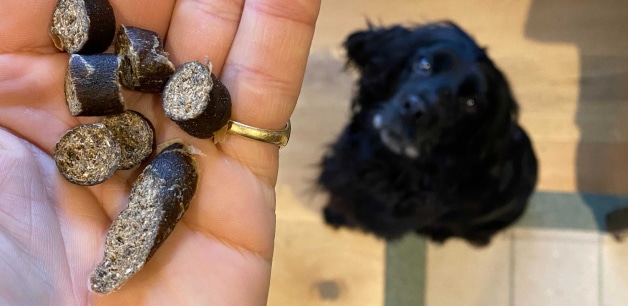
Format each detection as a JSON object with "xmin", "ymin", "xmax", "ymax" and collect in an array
[
  {"xmin": 89, "ymin": 142, "xmax": 199, "ymax": 294},
  {"xmin": 115, "ymin": 25, "xmax": 175, "ymax": 93},
  {"xmin": 50, "ymin": 0, "xmax": 116, "ymax": 54},
  {"xmin": 65, "ymin": 54, "xmax": 125, "ymax": 116},
  {"xmin": 101, "ymin": 111, "xmax": 155, "ymax": 170},
  {"xmin": 162, "ymin": 61, "xmax": 232, "ymax": 138},
  {"xmin": 54, "ymin": 123, "xmax": 121, "ymax": 186}
]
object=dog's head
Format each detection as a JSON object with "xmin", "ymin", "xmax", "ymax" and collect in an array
[{"xmin": 346, "ymin": 22, "xmax": 517, "ymax": 158}]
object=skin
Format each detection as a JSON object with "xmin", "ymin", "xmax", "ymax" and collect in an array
[{"xmin": 0, "ymin": 0, "xmax": 320, "ymax": 305}]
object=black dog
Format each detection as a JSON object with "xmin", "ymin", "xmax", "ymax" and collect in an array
[{"xmin": 317, "ymin": 21, "xmax": 538, "ymax": 246}]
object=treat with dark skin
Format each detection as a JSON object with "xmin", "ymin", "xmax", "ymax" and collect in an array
[
  {"xmin": 162, "ymin": 61, "xmax": 232, "ymax": 139},
  {"xmin": 115, "ymin": 25, "xmax": 175, "ymax": 93},
  {"xmin": 318, "ymin": 22, "xmax": 538, "ymax": 246},
  {"xmin": 53, "ymin": 123, "xmax": 121, "ymax": 186},
  {"xmin": 65, "ymin": 53, "xmax": 125, "ymax": 116},
  {"xmin": 101, "ymin": 110, "xmax": 155, "ymax": 170},
  {"xmin": 89, "ymin": 142, "xmax": 199, "ymax": 294},
  {"xmin": 50, "ymin": 0, "xmax": 116, "ymax": 54}
]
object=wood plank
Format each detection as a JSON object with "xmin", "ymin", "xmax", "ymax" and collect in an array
[{"xmin": 269, "ymin": 217, "xmax": 385, "ymax": 306}]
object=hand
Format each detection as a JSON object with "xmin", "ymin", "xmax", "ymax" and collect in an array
[{"xmin": 0, "ymin": 0, "xmax": 319, "ymax": 304}]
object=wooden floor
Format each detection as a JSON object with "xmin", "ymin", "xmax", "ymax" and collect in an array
[{"xmin": 269, "ymin": 1, "xmax": 628, "ymax": 305}]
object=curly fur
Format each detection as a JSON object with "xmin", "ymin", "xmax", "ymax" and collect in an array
[{"xmin": 318, "ymin": 21, "xmax": 538, "ymax": 246}]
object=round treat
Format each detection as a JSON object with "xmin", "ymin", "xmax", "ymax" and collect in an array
[
  {"xmin": 65, "ymin": 54, "xmax": 125, "ymax": 116},
  {"xmin": 89, "ymin": 142, "xmax": 198, "ymax": 294},
  {"xmin": 115, "ymin": 25, "xmax": 175, "ymax": 93},
  {"xmin": 50, "ymin": 0, "xmax": 116, "ymax": 54},
  {"xmin": 102, "ymin": 111, "xmax": 156, "ymax": 170},
  {"xmin": 54, "ymin": 123, "xmax": 121, "ymax": 186},
  {"xmin": 162, "ymin": 61, "xmax": 232, "ymax": 138}
]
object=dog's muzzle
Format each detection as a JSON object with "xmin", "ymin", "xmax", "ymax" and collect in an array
[{"xmin": 372, "ymin": 113, "xmax": 420, "ymax": 158}]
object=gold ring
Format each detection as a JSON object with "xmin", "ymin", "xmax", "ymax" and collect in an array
[{"xmin": 226, "ymin": 120, "xmax": 291, "ymax": 148}]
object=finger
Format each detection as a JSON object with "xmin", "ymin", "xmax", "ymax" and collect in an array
[
  {"xmin": 0, "ymin": 0, "xmax": 175, "ymax": 54},
  {"xmin": 0, "ymin": 1, "xmax": 53, "ymax": 53},
  {"xmin": 0, "ymin": 53, "xmax": 147, "ymax": 161},
  {"xmin": 165, "ymin": 0, "xmax": 245, "ymax": 73},
  {"xmin": 109, "ymin": 0, "xmax": 176, "ymax": 38},
  {"xmin": 0, "ymin": 53, "xmax": 76, "ymax": 152},
  {"xmin": 151, "ymin": 0, "xmax": 249, "ymax": 186},
  {"xmin": 181, "ymin": 152, "xmax": 277, "ymax": 259},
  {"xmin": 219, "ymin": 0, "xmax": 320, "ymax": 184},
  {"xmin": 159, "ymin": 0, "xmax": 264, "ymax": 255}
]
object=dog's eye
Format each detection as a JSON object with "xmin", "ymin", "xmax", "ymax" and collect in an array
[
  {"xmin": 463, "ymin": 98, "xmax": 477, "ymax": 113},
  {"xmin": 413, "ymin": 57, "xmax": 432, "ymax": 75}
]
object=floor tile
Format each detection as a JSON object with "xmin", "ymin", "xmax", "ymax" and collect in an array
[
  {"xmin": 513, "ymin": 229, "xmax": 600, "ymax": 306},
  {"xmin": 600, "ymin": 234, "xmax": 628, "ymax": 306},
  {"xmin": 425, "ymin": 231, "xmax": 512, "ymax": 306}
]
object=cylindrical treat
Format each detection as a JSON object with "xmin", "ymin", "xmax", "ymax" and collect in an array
[
  {"xmin": 66, "ymin": 54, "xmax": 125, "ymax": 116},
  {"xmin": 54, "ymin": 123, "xmax": 121, "ymax": 186},
  {"xmin": 115, "ymin": 25, "xmax": 175, "ymax": 93},
  {"xmin": 50, "ymin": 0, "xmax": 116, "ymax": 54},
  {"xmin": 101, "ymin": 111, "xmax": 155, "ymax": 170},
  {"xmin": 162, "ymin": 61, "xmax": 232, "ymax": 139},
  {"xmin": 89, "ymin": 142, "xmax": 199, "ymax": 294}
]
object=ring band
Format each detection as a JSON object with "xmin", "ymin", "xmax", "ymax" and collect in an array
[{"xmin": 226, "ymin": 120, "xmax": 291, "ymax": 148}]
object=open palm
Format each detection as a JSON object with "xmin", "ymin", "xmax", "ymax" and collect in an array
[{"xmin": 0, "ymin": 0, "xmax": 319, "ymax": 304}]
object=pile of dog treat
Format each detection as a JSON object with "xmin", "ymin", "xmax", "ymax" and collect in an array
[{"xmin": 50, "ymin": 0, "xmax": 230, "ymax": 294}]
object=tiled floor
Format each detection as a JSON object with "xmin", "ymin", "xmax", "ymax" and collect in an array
[
  {"xmin": 601, "ymin": 235, "xmax": 628, "ymax": 306},
  {"xmin": 425, "ymin": 233, "xmax": 512, "ymax": 306},
  {"xmin": 423, "ymin": 229, "xmax": 628, "ymax": 306},
  {"xmin": 383, "ymin": 193, "xmax": 628, "ymax": 306},
  {"xmin": 512, "ymin": 229, "xmax": 600, "ymax": 306},
  {"xmin": 268, "ymin": 0, "xmax": 628, "ymax": 305}
]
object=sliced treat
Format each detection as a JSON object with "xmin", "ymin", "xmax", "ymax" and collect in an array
[
  {"xmin": 115, "ymin": 25, "xmax": 175, "ymax": 93},
  {"xmin": 89, "ymin": 142, "xmax": 199, "ymax": 294},
  {"xmin": 101, "ymin": 110, "xmax": 156, "ymax": 170},
  {"xmin": 54, "ymin": 123, "xmax": 121, "ymax": 186},
  {"xmin": 50, "ymin": 0, "xmax": 116, "ymax": 54},
  {"xmin": 65, "ymin": 54, "xmax": 125, "ymax": 116},
  {"xmin": 162, "ymin": 61, "xmax": 232, "ymax": 139}
]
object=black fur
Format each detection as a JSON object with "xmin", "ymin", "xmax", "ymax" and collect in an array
[{"xmin": 318, "ymin": 21, "xmax": 538, "ymax": 246}]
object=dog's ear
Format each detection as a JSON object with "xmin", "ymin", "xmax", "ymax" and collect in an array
[
  {"xmin": 344, "ymin": 25, "xmax": 417, "ymax": 110},
  {"xmin": 344, "ymin": 25, "xmax": 413, "ymax": 71},
  {"xmin": 472, "ymin": 54, "xmax": 522, "ymax": 160},
  {"xmin": 441, "ymin": 21, "xmax": 475, "ymax": 41},
  {"xmin": 481, "ymin": 56, "xmax": 519, "ymax": 121}
]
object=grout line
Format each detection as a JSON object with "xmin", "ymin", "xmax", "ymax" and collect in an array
[{"xmin": 384, "ymin": 236, "xmax": 426, "ymax": 306}]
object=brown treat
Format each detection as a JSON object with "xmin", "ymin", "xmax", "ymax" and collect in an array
[
  {"xmin": 50, "ymin": 0, "xmax": 116, "ymax": 54},
  {"xmin": 54, "ymin": 123, "xmax": 121, "ymax": 186},
  {"xmin": 162, "ymin": 61, "xmax": 232, "ymax": 139},
  {"xmin": 65, "ymin": 54, "xmax": 125, "ymax": 116},
  {"xmin": 101, "ymin": 110, "xmax": 155, "ymax": 170},
  {"xmin": 115, "ymin": 25, "xmax": 175, "ymax": 93},
  {"xmin": 89, "ymin": 142, "xmax": 199, "ymax": 294}
]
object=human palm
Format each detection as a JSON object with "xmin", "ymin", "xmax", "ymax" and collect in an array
[{"xmin": 0, "ymin": 0, "xmax": 319, "ymax": 304}]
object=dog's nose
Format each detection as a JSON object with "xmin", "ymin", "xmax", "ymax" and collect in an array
[{"xmin": 403, "ymin": 94, "xmax": 426, "ymax": 120}]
